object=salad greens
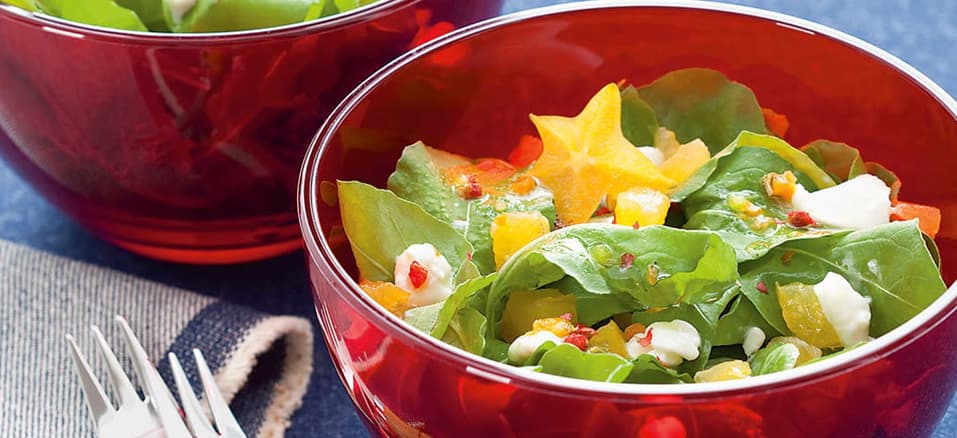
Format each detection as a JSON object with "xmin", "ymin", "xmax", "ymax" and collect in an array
[
  {"xmin": 3, "ymin": 0, "xmax": 377, "ymax": 33},
  {"xmin": 336, "ymin": 67, "xmax": 947, "ymax": 386}
]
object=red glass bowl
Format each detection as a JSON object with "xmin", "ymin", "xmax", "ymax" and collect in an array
[
  {"xmin": 300, "ymin": 1, "xmax": 957, "ymax": 436},
  {"xmin": 0, "ymin": 0, "xmax": 503, "ymax": 264}
]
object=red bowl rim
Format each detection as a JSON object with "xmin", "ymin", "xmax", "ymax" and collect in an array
[
  {"xmin": 299, "ymin": 0, "xmax": 957, "ymax": 398},
  {"xmin": 0, "ymin": 0, "xmax": 411, "ymax": 44}
]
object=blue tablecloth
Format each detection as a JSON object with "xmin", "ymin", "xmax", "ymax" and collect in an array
[{"xmin": 2, "ymin": 1, "xmax": 954, "ymax": 436}]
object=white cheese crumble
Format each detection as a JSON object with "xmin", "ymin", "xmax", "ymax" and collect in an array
[
  {"xmin": 742, "ymin": 326, "xmax": 766, "ymax": 357},
  {"xmin": 813, "ymin": 272, "xmax": 872, "ymax": 348},
  {"xmin": 394, "ymin": 243, "xmax": 453, "ymax": 307},
  {"xmin": 626, "ymin": 320, "xmax": 701, "ymax": 367},
  {"xmin": 508, "ymin": 331, "xmax": 563, "ymax": 364},
  {"xmin": 791, "ymin": 174, "xmax": 891, "ymax": 230}
]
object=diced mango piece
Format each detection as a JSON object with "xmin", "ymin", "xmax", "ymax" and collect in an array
[
  {"xmin": 589, "ymin": 321, "xmax": 629, "ymax": 357},
  {"xmin": 491, "ymin": 211, "xmax": 550, "ymax": 269},
  {"xmin": 762, "ymin": 171, "xmax": 798, "ymax": 201},
  {"xmin": 500, "ymin": 289, "xmax": 576, "ymax": 342},
  {"xmin": 694, "ymin": 360, "xmax": 752, "ymax": 383},
  {"xmin": 614, "ymin": 187, "xmax": 670, "ymax": 228},
  {"xmin": 768, "ymin": 336, "xmax": 823, "ymax": 365},
  {"xmin": 659, "ymin": 139, "xmax": 711, "ymax": 185},
  {"xmin": 623, "ymin": 322, "xmax": 647, "ymax": 341},
  {"xmin": 533, "ymin": 316, "xmax": 575, "ymax": 338},
  {"xmin": 359, "ymin": 280, "xmax": 411, "ymax": 317},
  {"xmin": 776, "ymin": 282, "xmax": 843, "ymax": 349}
]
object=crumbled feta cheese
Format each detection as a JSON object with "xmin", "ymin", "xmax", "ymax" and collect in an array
[
  {"xmin": 638, "ymin": 146, "xmax": 665, "ymax": 166},
  {"xmin": 508, "ymin": 331, "xmax": 563, "ymax": 364},
  {"xmin": 790, "ymin": 174, "xmax": 891, "ymax": 230},
  {"xmin": 394, "ymin": 243, "xmax": 453, "ymax": 307},
  {"xmin": 742, "ymin": 327, "xmax": 766, "ymax": 357},
  {"xmin": 813, "ymin": 272, "xmax": 871, "ymax": 348},
  {"xmin": 626, "ymin": 320, "xmax": 701, "ymax": 367}
]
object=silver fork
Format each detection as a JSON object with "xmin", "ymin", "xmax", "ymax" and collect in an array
[{"xmin": 66, "ymin": 316, "xmax": 246, "ymax": 438}]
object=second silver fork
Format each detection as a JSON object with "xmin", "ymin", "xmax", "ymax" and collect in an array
[{"xmin": 66, "ymin": 316, "xmax": 246, "ymax": 438}]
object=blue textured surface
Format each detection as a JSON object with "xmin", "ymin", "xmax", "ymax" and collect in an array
[{"xmin": 1, "ymin": 1, "xmax": 954, "ymax": 436}]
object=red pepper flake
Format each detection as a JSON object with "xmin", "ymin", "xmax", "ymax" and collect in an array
[
  {"xmin": 466, "ymin": 252, "xmax": 473, "ymax": 261},
  {"xmin": 756, "ymin": 282, "xmax": 768, "ymax": 294},
  {"xmin": 781, "ymin": 250, "xmax": 795, "ymax": 264},
  {"xmin": 594, "ymin": 205, "xmax": 612, "ymax": 217},
  {"xmin": 620, "ymin": 252, "xmax": 636, "ymax": 269},
  {"xmin": 639, "ymin": 328, "xmax": 654, "ymax": 348},
  {"xmin": 563, "ymin": 333, "xmax": 589, "ymax": 351},
  {"xmin": 633, "ymin": 221, "xmax": 641, "ymax": 230},
  {"xmin": 461, "ymin": 175, "xmax": 483, "ymax": 199},
  {"xmin": 787, "ymin": 211, "xmax": 817, "ymax": 228},
  {"xmin": 408, "ymin": 261, "xmax": 429, "ymax": 289},
  {"xmin": 560, "ymin": 312, "xmax": 574, "ymax": 322},
  {"xmin": 572, "ymin": 324, "xmax": 596, "ymax": 338},
  {"xmin": 554, "ymin": 218, "xmax": 566, "ymax": 229}
]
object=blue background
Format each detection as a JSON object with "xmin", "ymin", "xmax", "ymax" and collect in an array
[{"xmin": 2, "ymin": 1, "xmax": 955, "ymax": 436}]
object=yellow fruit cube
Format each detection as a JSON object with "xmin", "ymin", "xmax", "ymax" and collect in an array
[
  {"xmin": 491, "ymin": 211, "xmax": 550, "ymax": 269},
  {"xmin": 614, "ymin": 187, "xmax": 670, "ymax": 228},
  {"xmin": 359, "ymin": 280, "xmax": 411, "ymax": 317},
  {"xmin": 533, "ymin": 316, "xmax": 575, "ymax": 338},
  {"xmin": 694, "ymin": 360, "xmax": 752, "ymax": 383},
  {"xmin": 768, "ymin": 336, "xmax": 823, "ymax": 365},
  {"xmin": 589, "ymin": 321, "xmax": 629, "ymax": 357},
  {"xmin": 776, "ymin": 282, "xmax": 843, "ymax": 349},
  {"xmin": 659, "ymin": 139, "xmax": 711, "ymax": 185}
]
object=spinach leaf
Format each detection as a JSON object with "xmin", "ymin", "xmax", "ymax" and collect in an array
[
  {"xmin": 115, "ymin": 0, "xmax": 174, "ymax": 31},
  {"xmin": 59, "ymin": 0, "xmax": 149, "ymax": 31},
  {"xmin": 625, "ymin": 355, "xmax": 693, "ymax": 384},
  {"xmin": 441, "ymin": 307, "xmax": 488, "ymax": 356},
  {"xmin": 487, "ymin": 224, "xmax": 740, "ymax": 339},
  {"xmin": 549, "ymin": 277, "xmax": 640, "ymax": 326},
  {"xmin": 337, "ymin": 180, "xmax": 472, "ymax": 282},
  {"xmin": 637, "ymin": 68, "xmax": 768, "ymax": 155},
  {"xmin": 739, "ymin": 221, "xmax": 945, "ymax": 337},
  {"xmin": 632, "ymin": 285, "xmax": 738, "ymax": 374},
  {"xmin": 537, "ymin": 343, "xmax": 635, "ymax": 383},
  {"xmin": 6, "ymin": 0, "xmax": 38, "ymax": 11},
  {"xmin": 713, "ymin": 294, "xmax": 782, "ymax": 346},
  {"xmin": 178, "ymin": 0, "xmax": 315, "ymax": 33},
  {"xmin": 403, "ymin": 302, "xmax": 444, "ymax": 334},
  {"xmin": 801, "ymin": 140, "xmax": 901, "ymax": 200},
  {"xmin": 680, "ymin": 133, "xmax": 839, "ymax": 261},
  {"xmin": 518, "ymin": 340, "xmax": 560, "ymax": 367},
  {"xmin": 620, "ymin": 86, "xmax": 659, "ymax": 147},
  {"xmin": 387, "ymin": 142, "xmax": 556, "ymax": 274},
  {"xmin": 749, "ymin": 342, "xmax": 799, "ymax": 376},
  {"xmin": 432, "ymin": 273, "xmax": 497, "ymax": 338}
]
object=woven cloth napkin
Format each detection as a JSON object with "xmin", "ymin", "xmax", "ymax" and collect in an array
[{"xmin": 0, "ymin": 239, "xmax": 314, "ymax": 437}]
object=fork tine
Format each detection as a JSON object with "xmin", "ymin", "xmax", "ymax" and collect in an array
[
  {"xmin": 66, "ymin": 334, "xmax": 114, "ymax": 425},
  {"xmin": 194, "ymin": 349, "xmax": 247, "ymax": 438},
  {"xmin": 114, "ymin": 316, "xmax": 192, "ymax": 437},
  {"xmin": 169, "ymin": 353, "xmax": 219, "ymax": 438},
  {"xmin": 90, "ymin": 325, "xmax": 140, "ymax": 407}
]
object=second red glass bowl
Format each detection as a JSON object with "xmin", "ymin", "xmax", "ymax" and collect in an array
[
  {"xmin": 300, "ymin": 1, "xmax": 957, "ymax": 437},
  {"xmin": 0, "ymin": 0, "xmax": 503, "ymax": 263}
]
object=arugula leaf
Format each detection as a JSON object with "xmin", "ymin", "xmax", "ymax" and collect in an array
[
  {"xmin": 749, "ymin": 342, "xmax": 799, "ymax": 376},
  {"xmin": 632, "ymin": 285, "xmax": 738, "ymax": 374},
  {"xmin": 487, "ymin": 224, "xmax": 740, "ymax": 338},
  {"xmin": 537, "ymin": 343, "xmax": 635, "ymax": 383},
  {"xmin": 637, "ymin": 68, "xmax": 768, "ymax": 155},
  {"xmin": 441, "ymin": 307, "xmax": 488, "ymax": 356},
  {"xmin": 59, "ymin": 0, "xmax": 149, "ymax": 31},
  {"xmin": 739, "ymin": 221, "xmax": 946, "ymax": 337},
  {"xmin": 387, "ymin": 143, "xmax": 556, "ymax": 274},
  {"xmin": 625, "ymin": 355, "xmax": 693, "ymax": 384},
  {"xmin": 680, "ymin": 133, "xmax": 841, "ymax": 261},
  {"xmin": 178, "ymin": 0, "xmax": 314, "ymax": 32},
  {"xmin": 337, "ymin": 180, "xmax": 472, "ymax": 282},
  {"xmin": 713, "ymin": 294, "xmax": 782, "ymax": 346},
  {"xmin": 620, "ymin": 86, "xmax": 659, "ymax": 147},
  {"xmin": 431, "ymin": 273, "xmax": 497, "ymax": 338}
]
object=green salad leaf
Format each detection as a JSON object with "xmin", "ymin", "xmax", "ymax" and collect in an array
[
  {"xmin": 6, "ymin": 0, "xmax": 38, "ymax": 11},
  {"xmin": 440, "ymin": 307, "xmax": 488, "ymax": 356},
  {"xmin": 680, "ymin": 132, "xmax": 840, "ymax": 261},
  {"xmin": 749, "ymin": 342, "xmax": 799, "ymax": 376},
  {"xmin": 387, "ymin": 143, "xmax": 556, "ymax": 274},
  {"xmin": 487, "ymin": 224, "xmax": 740, "ymax": 338},
  {"xmin": 115, "ymin": 0, "xmax": 175, "ymax": 31},
  {"xmin": 626, "ymin": 354, "xmax": 694, "ymax": 384},
  {"xmin": 337, "ymin": 180, "xmax": 473, "ymax": 282},
  {"xmin": 431, "ymin": 273, "xmax": 497, "ymax": 338},
  {"xmin": 637, "ymin": 68, "xmax": 768, "ymax": 155},
  {"xmin": 801, "ymin": 139, "xmax": 901, "ymax": 200},
  {"xmin": 739, "ymin": 221, "xmax": 946, "ymax": 336},
  {"xmin": 620, "ymin": 85, "xmax": 659, "ymax": 147},
  {"xmin": 403, "ymin": 302, "xmax": 444, "ymax": 334},
  {"xmin": 58, "ymin": 0, "xmax": 148, "ymax": 31},
  {"xmin": 177, "ymin": 0, "xmax": 314, "ymax": 32},
  {"xmin": 713, "ymin": 295, "xmax": 782, "ymax": 346},
  {"xmin": 537, "ymin": 343, "xmax": 635, "ymax": 383}
]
